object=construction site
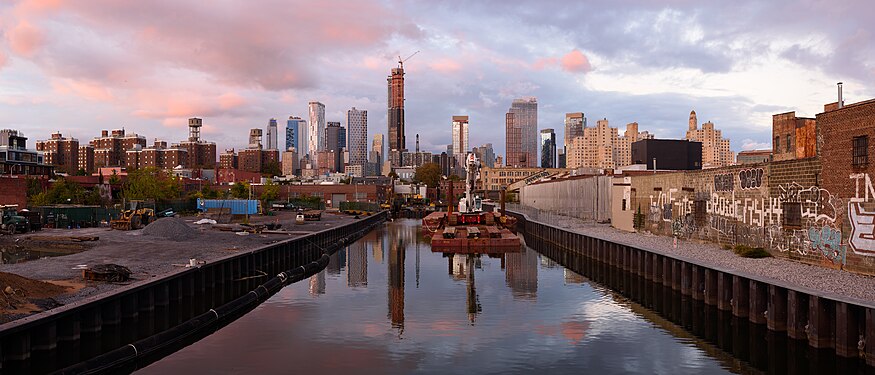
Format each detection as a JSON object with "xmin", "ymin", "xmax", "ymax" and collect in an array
[{"xmin": 0, "ymin": 207, "xmax": 363, "ymax": 324}]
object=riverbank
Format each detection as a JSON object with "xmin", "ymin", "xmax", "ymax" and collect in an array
[
  {"xmin": 509, "ymin": 208, "xmax": 875, "ymax": 303},
  {"xmin": 0, "ymin": 210, "xmax": 363, "ymax": 322}
]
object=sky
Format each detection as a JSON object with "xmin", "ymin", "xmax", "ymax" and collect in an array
[{"xmin": 1, "ymin": 0, "xmax": 873, "ymax": 159}]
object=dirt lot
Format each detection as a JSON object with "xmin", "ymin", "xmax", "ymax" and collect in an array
[{"xmin": 0, "ymin": 210, "xmax": 366, "ymax": 322}]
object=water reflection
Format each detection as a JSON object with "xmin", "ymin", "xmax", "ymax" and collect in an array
[{"xmin": 138, "ymin": 220, "xmax": 739, "ymax": 375}]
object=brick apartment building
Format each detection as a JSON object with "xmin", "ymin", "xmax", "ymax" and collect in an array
[{"xmin": 35, "ymin": 132, "xmax": 79, "ymax": 174}]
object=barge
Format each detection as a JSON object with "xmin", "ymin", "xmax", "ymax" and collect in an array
[{"xmin": 422, "ymin": 153, "xmax": 521, "ymax": 253}]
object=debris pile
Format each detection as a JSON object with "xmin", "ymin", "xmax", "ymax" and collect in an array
[
  {"xmin": 143, "ymin": 217, "xmax": 199, "ymax": 241},
  {"xmin": 83, "ymin": 264, "xmax": 132, "ymax": 282},
  {"xmin": 0, "ymin": 272, "xmax": 68, "ymax": 319}
]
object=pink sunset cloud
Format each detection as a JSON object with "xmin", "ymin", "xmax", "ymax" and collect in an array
[
  {"xmin": 8, "ymin": 21, "xmax": 44, "ymax": 57},
  {"xmin": 560, "ymin": 49, "xmax": 592, "ymax": 73},
  {"xmin": 429, "ymin": 58, "xmax": 463, "ymax": 74}
]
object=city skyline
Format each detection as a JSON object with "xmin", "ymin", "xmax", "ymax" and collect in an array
[{"xmin": 0, "ymin": 1, "xmax": 873, "ymax": 159}]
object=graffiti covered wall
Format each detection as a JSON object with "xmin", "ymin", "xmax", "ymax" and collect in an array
[{"xmin": 626, "ymin": 157, "xmax": 868, "ymax": 272}]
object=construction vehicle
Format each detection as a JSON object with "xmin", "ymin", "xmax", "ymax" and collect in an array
[
  {"xmin": 1, "ymin": 205, "xmax": 30, "ymax": 235},
  {"xmin": 111, "ymin": 201, "xmax": 156, "ymax": 230}
]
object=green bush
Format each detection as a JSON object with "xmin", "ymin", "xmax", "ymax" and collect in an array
[{"xmin": 733, "ymin": 244, "xmax": 772, "ymax": 258}]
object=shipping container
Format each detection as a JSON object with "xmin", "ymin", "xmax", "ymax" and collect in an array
[{"xmin": 196, "ymin": 199, "xmax": 259, "ymax": 215}]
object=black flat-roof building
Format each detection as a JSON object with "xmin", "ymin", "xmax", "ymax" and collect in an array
[{"xmin": 632, "ymin": 139, "xmax": 702, "ymax": 170}]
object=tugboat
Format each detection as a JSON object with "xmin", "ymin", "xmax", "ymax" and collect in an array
[{"xmin": 422, "ymin": 153, "xmax": 520, "ymax": 253}]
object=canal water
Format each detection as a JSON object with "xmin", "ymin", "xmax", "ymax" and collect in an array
[{"xmin": 136, "ymin": 219, "xmax": 746, "ymax": 374}]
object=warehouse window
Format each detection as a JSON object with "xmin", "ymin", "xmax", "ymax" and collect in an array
[
  {"xmin": 853, "ymin": 136, "xmax": 869, "ymax": 167},
  {"xmin": 786, "ymin": 135, "xmax": 792, "ymax": 153},
  {"xmin": 774, "ymin": 136, "xmax": 780, "ymax": 152},
  {"xmin": 783, "ymin": 202, "xmax": 802, "ymax": 228}
]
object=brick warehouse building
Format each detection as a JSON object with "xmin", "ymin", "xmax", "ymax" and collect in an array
[{"xmin": 819, "ymin": 98, "xmax": 875, "ymax": 272}]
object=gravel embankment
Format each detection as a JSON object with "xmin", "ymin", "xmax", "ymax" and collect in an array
[{"xmin": 516, "ymin": 211, "xmax": 875, "ymax": 304}]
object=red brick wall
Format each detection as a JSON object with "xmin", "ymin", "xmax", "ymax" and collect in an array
[{"xmin": 0, "ymin": 177, "xmax": 27, "ymax": 207}]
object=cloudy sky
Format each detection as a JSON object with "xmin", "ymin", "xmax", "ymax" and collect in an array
[{"xmin": 1, "ymin": 0, "xmax": 872, "ymax": 158}]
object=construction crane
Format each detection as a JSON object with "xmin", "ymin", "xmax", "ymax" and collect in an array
[{"xmin": 398, "ymin": 51, "xmax": 419, "ymax": 69}]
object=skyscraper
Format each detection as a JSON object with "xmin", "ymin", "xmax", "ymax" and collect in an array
[
  {"xmin": 473, "ymin": 143, "xmax": 495, "ymax": 168},
  {"xmin": 339, "ymin": 126, "xmax": 347, "ymax": 150},
  {"xmin": 286, "ymin": 116, "xmax": 306, "ymax": 153},
  {"xmin": 325, "ymin": 121, "xmax": 343, "ymax": 172},
  {"xmin": 540, "ymin": 128, "xmax": 556, "ymax": 168},
  {"xmin": 505, "ymin": 97, "xmax": 538, "ymax": 167},
  {"xmin": 451, "ymin": 115, "xmax": 469, "ymax": 162},
  {"xmin": 347, "ymin": 107, "xmax": 368, "ymax": 167},
  {"xmin": 308, "ymin": 101, "xmax": 325, "ymax": 163},
  {"xmin": 564, "ymin": 112, "xmax": 585, "ymax": 153},
  {"xmin": 266, "ymin": 118, "xmax": 278, "ymax": 150},
  {"xmin": 387, "ymin": 64, "xmax": 406, "ymax": 166}
]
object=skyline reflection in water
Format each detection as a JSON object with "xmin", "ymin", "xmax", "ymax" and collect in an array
[{"xmin": 138, "ymin": 219, "xmax": 735, "ymax": 375}]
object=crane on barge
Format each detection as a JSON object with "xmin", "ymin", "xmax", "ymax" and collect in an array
[{"xmin": 422, "ymin": 152, "xmax": 520, "ymax": 252}]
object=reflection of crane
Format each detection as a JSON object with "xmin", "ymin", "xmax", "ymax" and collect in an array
[{"xmin": 398, "ymin": 51, "xmax": 420, "ymax": 69}]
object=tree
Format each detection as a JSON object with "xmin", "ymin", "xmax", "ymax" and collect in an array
[
  {"xmin": 388, "ymin": 171, "xmax": 398, "ymax": 179},
  {"xmin": 448, "ymin": 174, "xmax": 461, "ymax": 182},
  {"xmin": 75, "ymin": 168, "xmax": 88, "ymax": 176},
  {"xmin": 413, "ymin": 162, "xmax": 441, "ymax": 188},
  {"xmin": 30, "ymin": 177, "xmax": 87, "ymax": 206},
  {"xmin": 262, "ymin": 161, "xmax": 282, "ymax": 178},
  {"xmin": 190, "ymin": 185, "xmax": 220, "ymax": 200},
  {"xmin": 26, "ymin": 178, "xmax": 43, "ymax": 198},
  {"xmin": 122, "ymin": 167, "xmax": 180, "ymax": 201},
  {"xmin": 230, "ymin": 181, "xmax": 250, "ymax": 199},
  {"xmin": 260, "ymin": 178, "xmax": 279, "ymax": 202},
  {"xmin": 108, "ymin": 169, "xmax": 121, "ymax": 185}
]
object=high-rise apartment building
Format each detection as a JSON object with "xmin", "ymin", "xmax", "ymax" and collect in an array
[
  {"xmin": 266, "ymin": 118, "xmax": 278, "ymax": 150},
  {"xmin": 90, "ymin": 129, "xmax": 146, "ymax": 170},
  {"xmin": 36, "ymin": 132, "xmax": 79, "ymax": 174},
  {"xmin": 451, "ymin": 115, "xmax": 469, "ymax": 162},
  {"xmin": 540, "ymin": 128, "xmax": 556, "ymax": 168},
  {"xmin": 347, "ymin": 108, "xmax": 368, "ymax": 167},
  {"xmin": 685, "ymin": 110, "xmax": 734, "ymax": 168},
  {"xmin": 567, "ymin": 120, "xmax": 652, "ymax": 169},
  {"xmin": 505, "ymin": 97, "xmax": 538, "ymax": 167},
  {"xmin": 387, "ymin": 64, "xmax": 406, "ymax": 166},
  {"xmin": 79, "ymin": 145, "xmax": 94, "ymax": 173},
  {"xmin": 308, "ymin": 101, "xmax": 325, "ymax": 162},
  {"xmin": 564, "ymin": 112, "xmax": 585, "ymax": 153},
  {"xmin": 286, "ymin": 116, "xmax": 305, "ymax": 153}
]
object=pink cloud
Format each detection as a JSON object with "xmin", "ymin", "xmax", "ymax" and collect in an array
[
  {"xmin": 8, "ymin": 21, "xmax": 44, "ymax": 57},
  {"xmin": 0, "ymin": 51, "xmax": 7, "ymax": 69},
  {"xmin": 131, "ymin": 90, "xmax": 252, "ymax": 121},
  {"xmin": 429, "ymin": 58, "xmax": 463, "ymax": 74},
  {"xmin": 8, "ymin": 0, "xmax": 422, "ymax": 92},
  {"xmin": 532, "ymin": 57, "xmax": 558, "ymax": 71},
  {"xmin": 50, "ymin": 78, "xmax": 113, "ymax": 101},
  {"xmin": 561, "ymin": 49, "xmax": 592, "ymax": 73}
]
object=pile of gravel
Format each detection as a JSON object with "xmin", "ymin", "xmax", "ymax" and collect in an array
[{"xmin": 142, "ymin": 217, "xmax": 199, "ymax": 241}]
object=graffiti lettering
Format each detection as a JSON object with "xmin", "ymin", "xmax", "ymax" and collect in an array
[
  {"xmin": 808, "ymin": 226, "xmax": 847, "ymax": 265},
  {"xmin": 713, "ymin": 174, "xmax": 734, "ymax": 192},
  {"xmin": 738, "ymin": 168, "xmax": 764, "ymax": 190},
  {"xmin": 848, "ymin": 202, "xmax": 875, "ymax": 256}
]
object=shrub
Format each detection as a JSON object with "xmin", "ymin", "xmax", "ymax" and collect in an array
[{"xmin": 733, "ymin": 244, "xmax": 772, "ymax": 258}]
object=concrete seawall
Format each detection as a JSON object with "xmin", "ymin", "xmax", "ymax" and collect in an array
[
  {"xmin": 0, "ymin": 211, "xmax": 388, "ymax": 373},
  {"xmin": 507, "ymin": 209, "xmax": 875, "ymax": 367}
]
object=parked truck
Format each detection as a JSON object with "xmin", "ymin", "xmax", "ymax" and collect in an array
[{"xmin": 1, "ymin": 205, "xmax": 30, "ymax": 235}]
